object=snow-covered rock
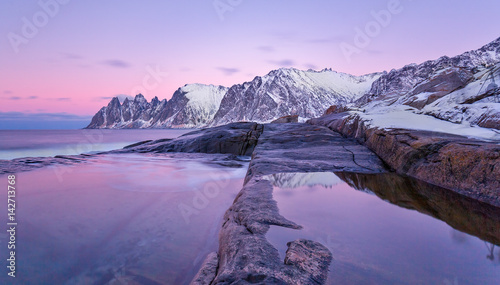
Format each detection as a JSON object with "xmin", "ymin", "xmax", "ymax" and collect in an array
[
  {"xmin": 87, "ymin": 37, "xmax": 500, "ymax": 130},
  {"xmin": 210, "ymin": 68, "xmax": 381, "ymax": 126},
  {"xmin": 351, "ymin": 37, "xmax": 500, "ymax": 132},
  {"xmin": 86, "ymin": 84, "xmax": 227, "ymax": 129}
]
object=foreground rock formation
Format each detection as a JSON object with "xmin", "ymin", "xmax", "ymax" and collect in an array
[
  {"xmin": 309, "ymin": 113, "xmax": 500, "ymax": 207},
  {"xmin": 117, "ymin": 122, "xmax": 263, "ymax": 156},
  {"xmin": 116, "ymin": 122, "xmax": 387, "ymax": 284},
  {"xmin": 0, "ymin": 154, "xmax": 91, "ymax": 174},
  {"xmin": 4, "ymin": 121, "xmax": 499, "ymax": 284},
  {"xmin": 110, "ymin": 121, "xmax": 500, "ymax": 283},
  {"xmin": 203, "ymin": 123, "xmax": 386, "ymax": 285}
]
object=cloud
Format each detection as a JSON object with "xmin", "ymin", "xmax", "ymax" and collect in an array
[
  {"xmin": 303, "ymin": 63, "xmax": 318, "ymax": 70},
  {"xmin": 216, "ymin": 67, "xmax": 240, "ymax": 76},
  {"xmin": 268, "ymin": 59, "xmax": 295, "ymax": 67},
  {"xmin": 3, "ymin": 96, "xmax": 38, "ymax": 100},
  {"xmin": 257, "ymin": 46, "xmax": 275, "ymax": 52},
  {"xmin": 0, "ymin": 111, "xmax": 92, "ymax": 121},
  {"xmin": 53, "ymin": 97, "xmax": 71, "ymax": 101},
  {"xmin": 0, "ymin": 112, "xmax": 94, "ymax": 129},
  {"xmin": 3, "ymin": 90, "xmax": 12, "ymax": 94},
  {"xmin": 100, "ymin": 59, "xmax": 131, "ymax": 68}
]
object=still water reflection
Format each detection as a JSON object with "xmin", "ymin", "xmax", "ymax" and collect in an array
[
  {"xmin": 264, "ymin": 172, "xmax": 500, "ymax": 285},
  {"xmin": 0, "ymin": 154, "xmax": 247, "ymax": 285}
]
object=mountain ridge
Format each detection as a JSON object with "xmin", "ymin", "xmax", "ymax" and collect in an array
[{"xmin": 86, "ymin": 37, "xmax": 500, "ymax": 129}]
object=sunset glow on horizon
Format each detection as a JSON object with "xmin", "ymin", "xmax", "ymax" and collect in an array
[{"xmin": 1, "ymin": 0, "xmax": 499, "ymax": 128}]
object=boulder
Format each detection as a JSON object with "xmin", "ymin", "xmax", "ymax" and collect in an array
[
  {"xmin": 323, "ymin": 105, "xmax": 348, "ymax": 115},
  {"xmin": 271, "ymin": 115, "xmax": 299, "ymax": 123},
  {"xmin": 117, "ymin": 122, "xmax": 264, "ymax": 156}
]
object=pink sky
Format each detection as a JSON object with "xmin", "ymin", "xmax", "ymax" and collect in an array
[{"xmin": 1, "ymin": 0, "xmax": 499, "ymax": 120}]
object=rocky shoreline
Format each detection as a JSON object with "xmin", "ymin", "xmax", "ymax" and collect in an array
[
  {"xmin": 121, "ymin": 121, "xmax": 497, "ymax": 284},
  {"xmin": 2, "ymin": 121, "xmax": 499, "ymax": 284},
  {"xmin": 308, "ymin": 113, "xmax": 500, "ymax": 207}
]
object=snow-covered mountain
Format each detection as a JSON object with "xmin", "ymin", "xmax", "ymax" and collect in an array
[
  {"xmin": 210, "ymin": 68, "xmax": 381, "ymax": 126},
  {"xmin": 86, "ymin": 84, "xmax": 227, "ymax": 128},
  {"xmin": 349, "ymin": 37, "xmax": 500, "ymax": 131},
  {"xmin": 86, "ymin": 69, "xmax": 381, "ymax": 129},
  {"xmin": 87, "ymin": 37, "xmax": 500, "ymax": 130}
]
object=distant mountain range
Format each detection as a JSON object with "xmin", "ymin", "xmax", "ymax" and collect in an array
[{"xmin": 86, "ymin": 37, "xmax": 500, "ymax": 129}]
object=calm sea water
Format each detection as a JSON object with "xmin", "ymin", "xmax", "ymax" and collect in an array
[
  {"xmin": 0, "ymin": 129, "xmax": 192, "ymax": 160},
  {"xmin": 0, "ymin": 153, "xmax": 248, "ymax": 284},
  {"xmin": 0, "ymin": 130, "xmax": 498, "ymax": 284},
  {"xmin": 265, "ymin": 172, "xmax": 500, "ymax": 284}
]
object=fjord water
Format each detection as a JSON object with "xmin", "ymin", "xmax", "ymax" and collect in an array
[
  {"xmin": 0, "ymin": 129, "xmax": 192, "ymax": 160},
  {"xmin": 0, "ymin": 153, "xmax": 247, "ymax": 284},
  {"xmin": 265, "ymin": 172, "xmax": 500, "ymax": 284}
]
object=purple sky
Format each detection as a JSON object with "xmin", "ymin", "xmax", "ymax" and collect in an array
[{"xmin": 0, "ymin": 0, "xmax": 499, "ymax": 128}]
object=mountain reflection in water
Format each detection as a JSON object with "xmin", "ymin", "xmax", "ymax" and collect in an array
[{"xmin": 265, "ymin": 171, "xmax": 500, "ymax": 284}]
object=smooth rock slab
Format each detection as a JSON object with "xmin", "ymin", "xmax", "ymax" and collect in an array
[
  {"xmin": 309, "ymin": 113, "xmax": 500, "ymax": 207},
  {"xmin": 204, "ymin": 123, "xmax": 388, "ymax": 284},
  {"xmin": 117, "ymin": 122, "xmax": 264, "ymax": 156}
]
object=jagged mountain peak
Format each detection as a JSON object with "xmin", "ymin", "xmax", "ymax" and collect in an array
[
  {"xmin": 358, "ymin": 36, "xmax": 500, "ymax": 106},
  {"xmin": 209, "ymin": 67, "xmax": 383, "ymax": 126},
  {"xmin": 86, "ymin": 37, "xmax": 500, "ymax": 130}
]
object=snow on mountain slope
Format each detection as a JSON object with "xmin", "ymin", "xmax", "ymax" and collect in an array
[
  {"xmin": 210, "ymin": 68, "xmax": 382, "ymax": 126},
  {"xmin": 87, "ymin": 37, "xmax": 500, "ymax": 131},
  {"xmin": 357, "ymin": 37, "xmax": 500, "ymax": 108},
  {"xmin": 154, "ymin": 84, "xmax": 228, "ymax": 128},
  {"xmin": 86, "ymin": 84, "xmax": 227, "ymax": 129},
  {"xmin": 348, "ymin": 37, "xmax": 500, "ymax": 134},
  {"xmin": 418, "ymin": 64, "xmax": 500, "ymax": 129}
]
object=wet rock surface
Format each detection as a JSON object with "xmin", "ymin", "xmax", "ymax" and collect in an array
[
  {"xmin": 203, "ymin": 123, "xmax": 387, "ymax": 284},
  {"xmin": 309, "ymin": 113, "xmax": 500, "ymax": 207},
  {"xmin": 191, "ymin": 252, "xmax": 219, "ymax": 285},
  {"xmin": 0, "ymin": 154, "xmax": 91, "ymax": 174},
  {"xmin": 4, "ymin": 121, "xmax": 499, "ymax": 284},
  {"xmin": 246, "ymin": 123, "xmax": 387, "ymax": 180},
  {"xmin": 284, "ymin": 239, "xmax": 333, "ymax": 284},
  {"xmin": 115, "ymin": 122, "xmax": 264, "ymax": 156}
]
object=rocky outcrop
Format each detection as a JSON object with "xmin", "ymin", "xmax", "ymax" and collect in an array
[
  {"xmin": 193, "ymin": 123, "xmax": 387, "ymax": 284},
  {"xmin": 323, "ymin": 104, "xmax": 349, "ymax": 115},
  {"xmin": 271, "ymin": 115, "xmax": 299, "ymax": 123},
  {"xmin": 309, "ymin": 113, "xmax": 500, "ymax": 207},
  {"xmin": 117, "ymin": 122, "xmax": 263, "ymax": 156},
  {"xmin": 0, "ymin": 154, "xmax": 91, "ymax": 174},
  {"xmin": 191, "ymin": 252, "xmax": 219, "ymax": 285}
]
